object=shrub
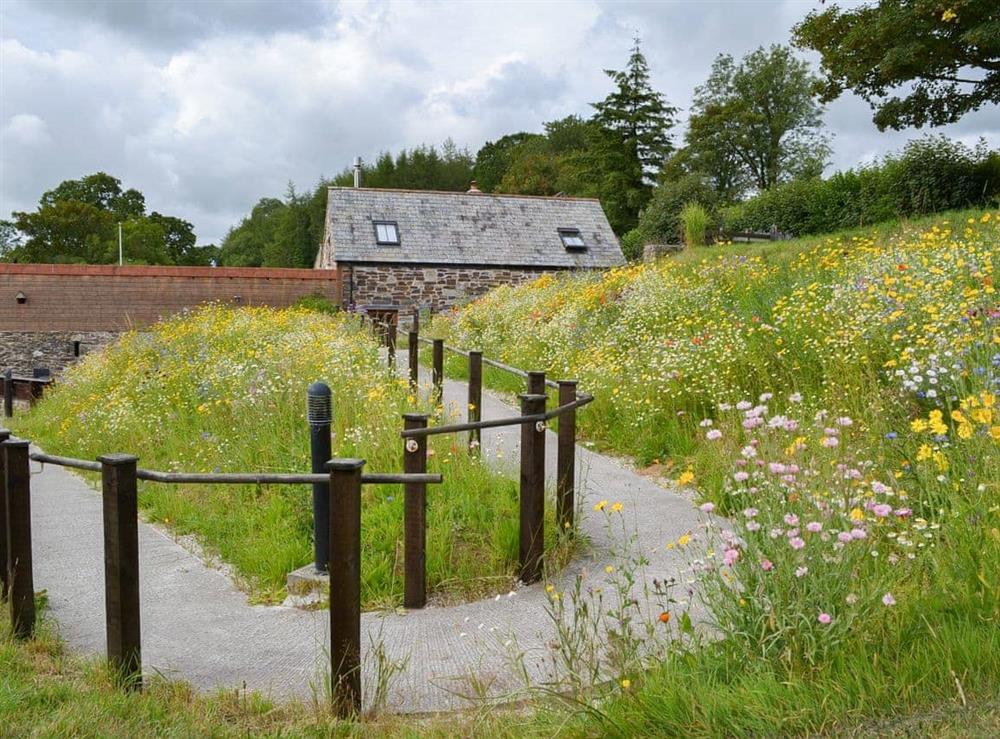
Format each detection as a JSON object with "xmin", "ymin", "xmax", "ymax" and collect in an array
[
  {"xmin": 620, "ymin": 228, "xmax": 645, "ymax": 262},
  {"xmin": 680, "ymin": 202, "xmax": 709, "ymax": 246},
  {"xmin": 291, "ymin": 292, "xmax": 339, "ymax": 314},
  {"xmin": 722, "ymin": 135, "xmax": 999, "ymax": 236},
  {"xmin": 638, "ymin": 173, "xmax": 718, "ymax": 245}
]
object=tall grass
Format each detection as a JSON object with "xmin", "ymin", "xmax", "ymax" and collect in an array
[
  {"xmin": 428, "ymin": 208, "xmax": 1000, "ymax": 732},
  {"xmin": 680, "ymin": 201, "xmax": 709, "ymax": 247},
  {"xmin": 12, "ymin": 305, "xmax": 550, "ymax": 606}
]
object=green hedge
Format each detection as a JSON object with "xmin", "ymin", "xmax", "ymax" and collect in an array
[{"xmin": 721, "ymin": 135, "xmax": 1000, "ymax": 236}]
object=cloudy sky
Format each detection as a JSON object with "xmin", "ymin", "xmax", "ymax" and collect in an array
[{"xmin": 2, "ymin": 0, "xmax": 998, "ymax": 246}]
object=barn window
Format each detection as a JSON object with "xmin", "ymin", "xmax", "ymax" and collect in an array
[
  {"xmin": 374, "ymin": 221, "xmax": 400, "ymax": 245},
  {"xmin": 558, "ymin": 228, "xmax": 586, "ymax": 250}
]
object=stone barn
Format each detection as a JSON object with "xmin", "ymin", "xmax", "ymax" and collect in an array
[{"xmin": 314, "ymin": 184, "xmax": 624, "ymax": 316}]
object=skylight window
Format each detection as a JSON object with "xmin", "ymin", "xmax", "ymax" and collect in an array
[
  {"xmin": 558, "ymin": 228, "xmax": 586, "ymax": 250},
  {"xmin": 374, "ymin": 221, "xmax": 400, "ymax": 245}
]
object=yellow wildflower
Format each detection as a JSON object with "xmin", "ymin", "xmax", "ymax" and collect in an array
[{"xmin": 594, "ymin": 500, "xmax": 608, "ymax": 512}]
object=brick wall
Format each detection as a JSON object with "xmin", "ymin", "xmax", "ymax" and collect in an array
[
  {"xmin": 1, "ymin": 264, "xmax": 340, "ymax": 373},
  {"xmin": 1, "ymin": 264, "xmax": 340, "ymax": 332},
  {"xmin": 344, "ymin": 263, "xmax": 555, "ymax": 312}
]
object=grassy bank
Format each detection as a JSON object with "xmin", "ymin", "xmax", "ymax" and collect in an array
[
  {"xmin": 425, "ymin": 209, "xmax": 1000, "ymax": 733},
  {"xmin": 10, "ymin": 305, "xmax": 545, "ymax": 607}
]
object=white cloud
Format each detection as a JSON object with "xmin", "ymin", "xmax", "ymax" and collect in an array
[{"xmin": 1, "ymin": 0, "xmax": 997, "ymax": 244}]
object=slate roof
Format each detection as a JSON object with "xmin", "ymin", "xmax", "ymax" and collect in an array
[{"xmin": 316, "ymin": 187, "xmax": 624, "ymax": 269}]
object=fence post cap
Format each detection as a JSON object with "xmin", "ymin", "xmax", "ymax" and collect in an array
[
  {"xmin": 326, "ymin": 458, "xmax": 366, "ymax": 471},
  {"xmin": 402, "ymin": 412, "xmax": 430, "ymax": 422},
  {"xmin": 557, "ymin": 379, "xmax": 579, "ymax": 387},
  {"xmin": 1, "ymin": 437, "xmax": 28, "ymax": 448},
  {"xmin": 98, "ymin": 453, "xmax": 139, "ymax": 465},
  {"xmin": 432, "ymin": 338, "xmax": 444, "ymax": 344},
  {"xmin": 519, "ymin": 393, "xmax": 548, "ymax": 402},
  {"xmin": 468, "ymin": 349, "xmax": 483, "ymax": 356},
  {"xmin": 0, "ymin": 428, "xmax": 10, "ymax": 440}
]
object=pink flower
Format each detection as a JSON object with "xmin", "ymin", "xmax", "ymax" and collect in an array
[
  {"xmin": 837, "ymin": 531, "xmax": 853, "ymax": 543},
  {"xmin": 789, "ymin": 392, "xmax": 803, "ymax": 403},
  {"xmin": 873, "ymin": 504, "xmax": 892, "ymax": 517},
  {"xmin": 795, "ymin": 566, "xmax": 809, "ymax": 578},
  {"xmin": 882, "ymin": 592, "xmax": 896, "ymax": 607},
  {"xmin": 783, "ymin": 419, "xmax": 799, "ymax": 432},
  {"xmin": 743, "ymin": 507, "xmax": 759, "ymax": 518},
  {"xmin": 760, "ymin": 559, "xmax": 773, "ymax": 571},
  {"xmin": 741, "ymin": 445, "xmax": 757, "ymax": 458},
  {"xmin": 733, "ymin": 471, "xmax": 750, "ymax": 482},
  {"xmin": 770, "ymin": 462, "xmax": 787, "ymax": 475},
  {"xmin": 783, "ymin": 513, "xmax": 799, "ymax": 526},
  {"xmin": 806, "ymin": 521, "xmax": 823, "ymax": 533},
  {"xmin": 895, "ymin": 507, "xmax": 912, "ymax": 518},
  {"xmin": 745, "ymin": 520, "xmax": 761, "ymax": 532},
  {"xmin": 736, "ymin": 400, "xmax": 752, "ymax": 411},
  {"xmin": 836, "ymin": 417, "xmax": 853, "ymax": 427},
  {"xmin": 699, "ymin": 418, "xmax": 714, "ymax": 427},
  {"xmin": 743, "ymin": 417, "xmax": 763, "ymax": 430},
  {"xmin": 700, "ymin": 502, "xmax": 715, "ymax": 513},
  {"xmin": 723, "ymin": 548, "xmax": 740, "ymax": 566},
  {"xmin": 821, "ymin": 436, "xmax": 840, "ymax": 448},
  {"xmin": 706, "ymin": 429, "xmax": 723, "ymax": 441},
  {"xmin": 817, "ymin": 612, "xmax": 832, "ymax": 625},
  {"xmin": 789, "ymin": 537, "xmax": 806, "ymax": 550},
  {"xmin": 850, "ymin": 528, "xmax": 867, "ymax": 540}
]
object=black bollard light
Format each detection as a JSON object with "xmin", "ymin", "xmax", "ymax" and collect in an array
[{"xmin": 307, "ymin": 382, "xmax": 333, "ymax": 572}]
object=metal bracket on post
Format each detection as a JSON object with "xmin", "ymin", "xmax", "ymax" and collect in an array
[
  {"xmin": 327, "ymin": 457, "xmax": 363, "ymax": 718},
  {"xmin": 403, "ymin": 414, "xmax": 429, "ymax": 608},
  {"xmin": 519, "ymin": 393, "xmax": 547, "ymax": 584},
  {"xmin": 99, "ymin": 453, "xmax": 142, "ymax": 691},
  {"xmin": 557, "ymin": 380, "xmax": 578, "ymax": 533},
  {"xmin": 2, "ymin": 438, "xmax": 33, "ymax": 638}
]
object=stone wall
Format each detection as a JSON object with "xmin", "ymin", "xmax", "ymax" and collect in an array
[
  {"xmin": 0, "ymin": 331, "xmax": 118, "ymax": 375},
  {"xmin": 343, "ymin": 263, "xmax": 556, "ymax": 312}
]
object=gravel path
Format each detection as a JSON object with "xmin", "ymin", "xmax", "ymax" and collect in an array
[{"xmin": 24, "ymin": 364, "xmax": 709, "ymax": 713}]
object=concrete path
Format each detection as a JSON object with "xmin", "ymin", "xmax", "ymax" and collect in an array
[{"xmin": 25, "ymin": 365, "xmax": 710, "ymax": 713}]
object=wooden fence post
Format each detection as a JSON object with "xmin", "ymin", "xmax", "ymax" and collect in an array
[
  {"xmin": 3, "ymin": 438, "xmax": 33, "ymax": 638},
  {"xmin": 327, "ymin": 457, "xmax": 363, "ymax": 718},
  {"xmin": 408, "ymin": 331, "xmax": 419, "ymax": 391},
  {"xmin": 3, "ymin": 370, "xmax": 12, "ymax": 418},
  {"xmin": 0, "ymin": 429, "xmax": 9, "ymax": 601},
  {"xmin": 412, "ymin": 306, "xmax": 420, "ymax": 335},
  {"xmin": 557, "ymin": 380, "xmax": 578, "ymax": 534},
  {"xmin": 403, "ymin": 414, "xmax": 429, "ymax": 608},
  {"xmin": 467, "ymin": 352, "xmax": 482, "ymax": 455},
  {"xmin": 527, "ymin": 370, "xmax": 546, "ymax": 396},
  {"xmin": 519, "ymin": 393, "xmax": 547, "ymax": 584},
  {"xmin": 387, "ymin": 321, "xmax": 397, "ymax": 370},
  {"xmin": 432, "ymin": 339, "xmax": 444, "ymax": 404},
  {"xmin": 99, "ymin": 453, "xmax": 142, "ymax": 691}
]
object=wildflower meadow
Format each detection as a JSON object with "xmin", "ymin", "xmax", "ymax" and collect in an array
[
  {"xmin": 431, "ymin": 209, "xmax": 1000, "ymax": 733},
  {"xmin": 14, "ymin": 305, "xmax": 531, "ymax": 606}
]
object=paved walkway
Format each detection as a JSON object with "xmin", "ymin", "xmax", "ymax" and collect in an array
[{"xmin": 26, "ymin": 365, "xmax": 710, "ymax": 713}]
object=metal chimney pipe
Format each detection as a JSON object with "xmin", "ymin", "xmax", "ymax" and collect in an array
[
  {"xmin": 353, "ymin": 157, "xmax": 362, "ymax": 188},
  {"xmin": 307, "ymin": 381, "xmax": 333, "ymax": 571}
]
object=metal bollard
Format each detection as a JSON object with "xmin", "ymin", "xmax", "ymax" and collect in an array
[
  {"xmin": 327, "ymin": 458, "xmax": 363, "ymax": 717},
  {"xmin": 307, "ymin": 382, "xmax": 333, "ymax": 572},
  {"xmin": 99, "ymin": 453, "xmax": 142, "ymax": 691},
  {"xmin": 403, "ymin": 414, "xmax": 429, "ymax": 608},
  {"xmin": 519, "ymin": 394, "xmax": 547, "ymax": 584}
]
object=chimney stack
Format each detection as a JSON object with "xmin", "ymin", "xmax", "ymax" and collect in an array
[
  {"xmin": 467, "ymin": 180, "xmax": 482, "ymax": 194},
  {"xmin": 353, "ymin": 157, "xmax": 363, "ymax": 188}
]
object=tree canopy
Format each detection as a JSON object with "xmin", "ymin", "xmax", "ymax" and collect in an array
[
  {"xmin": 684, "ymin": 45, "xmax": 829, "ymax": 194},
  {"xmin": 794, "ymin": 0, "xmax": 1000, "ymax": 130},
  {"xmin": 5, "ymin": 172, "xmax": 214, "ymax": 265}
]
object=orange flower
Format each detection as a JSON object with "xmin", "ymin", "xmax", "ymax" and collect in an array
[{"xmin": 658, "ymin": 611, "xmax": 671, "ymax": 624}]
